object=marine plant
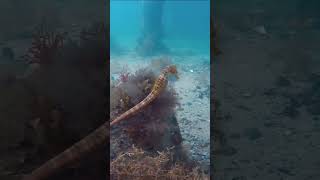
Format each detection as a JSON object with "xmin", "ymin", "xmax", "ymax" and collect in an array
[
  {"xmin": 119, "ymin": 72, "xmax": 129, "ymax": 83},
  {"xmin": 110, "ymin": 67, "xmax": 179, "ymax": 150},
  {"xmin": 19, "ymin": 22, "xmax": 108, "ymax": 179},
  {"xmin": 118, "ymin": 65, "xmax": 130, "ymax": 85},
  {"xmin": 111, "ymin": 146, "xmax": 209, "ymax": 180},
  {"xmin": 21, "ymin": 22, "xmax": 65, "ymax": 65},
  {"xmin": 23, "ymin": 63, "xmax": 181, "ymax": 180}
]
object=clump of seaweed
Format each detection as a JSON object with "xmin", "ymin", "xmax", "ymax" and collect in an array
[
  {"xmin": 119, "ymin": 70, "xmax": 130, "ymax": 84},
  {"xmin": 110, "ymin": 86, "xmax": 133, "ymax": 119},
  {"xmin": 110, "ymin": 67, "xmax": 179, "ymax": 150},
  {"xmin": 111, "ymin": 146, "xmax": 209, "ymax": 180},
  {"xmin": 18, "ymin": 21, "xmax": 108, "ymax": 179},
  {"xmin": 114, "ymin": 65, "xmax": 130, "ymax": 87},
  {"xmin": 22, "ymin": 22, "xmax": 65, "ymax": 65}
]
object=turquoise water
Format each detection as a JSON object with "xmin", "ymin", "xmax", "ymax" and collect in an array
[
  {"xmin": 110, "ymin": 0, "xmax": 211, "ymax": 170},
  {"xmin": 110, "ymin": 0, "xmax": 210, "ymax": 56}
]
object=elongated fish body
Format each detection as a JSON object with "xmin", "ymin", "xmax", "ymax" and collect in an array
[
  {"xmin": 23, "ymin": 123, "xmax": 108, "ymax": 180},
  {"xmin": 110, "ymin": 72, "xmax": 167, "ymax": 126},
  {"xmin": 24, "ymin": 65, "xmax": 177, "ymax": 180}
]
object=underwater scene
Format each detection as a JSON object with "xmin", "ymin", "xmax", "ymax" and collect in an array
[
  {"xmin": 0, "ymin": 1, "xmax": 107, "ymax": 179},
  {"xmin": 214, "ymin": 0, "xmax": 320, "ymax": 179},
  {"xmin": 110, "ymin": 0, "xmax": 210, "ymax": 179}
]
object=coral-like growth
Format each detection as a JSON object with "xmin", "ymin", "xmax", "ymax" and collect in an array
[
  {"xmin": 22, "ymin": 22, "xmax": 65, "ymax": 65},
  {"xmin": 111, "ymin": 146, "xmax": 209, "ymax": 180}
]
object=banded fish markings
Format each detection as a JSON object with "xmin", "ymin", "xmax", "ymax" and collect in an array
[{"xmin": 24, "ymin": 65, "xmax": 178, "ymax": 180}]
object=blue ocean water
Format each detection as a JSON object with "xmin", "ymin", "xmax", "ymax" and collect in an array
[
  {"xmin": 110, "ymin": 0, "xmax": 210, "ymax": 56},
  {"xmin": 110, "ymin": 0, "xmax": 211, "ymax": 170}
]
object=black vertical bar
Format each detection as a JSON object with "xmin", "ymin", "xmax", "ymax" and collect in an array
[
  {"xmin": 106, "ymin": 0, "xmax": 110, "ymax": 180},
  {"xmin": 210, "ymin": 0, "xmax": 215, "ymax": 178}
]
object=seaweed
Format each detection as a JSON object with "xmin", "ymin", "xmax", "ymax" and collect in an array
[
  {"xmin": 117, "ymin": 65, "xmax": 130, "ymax": 84},
  {"xmin": 21, "ymin": 22, "xmax": 65, "ymax": 65},
  {"xmin": 110, "ymin": 67, "xmax": 179, "ymax": 150},
  {"xmin": 111, "ymin": 146, "xmax": 209, "ymax": 180},
  {"xmin": 15, "ymin": 22, "xmax": 109, "ymax": 179}
]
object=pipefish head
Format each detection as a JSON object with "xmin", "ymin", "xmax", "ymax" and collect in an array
[{"xmin": 165, "ymin": 65, "xmax": 179, "ymax": 79}]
